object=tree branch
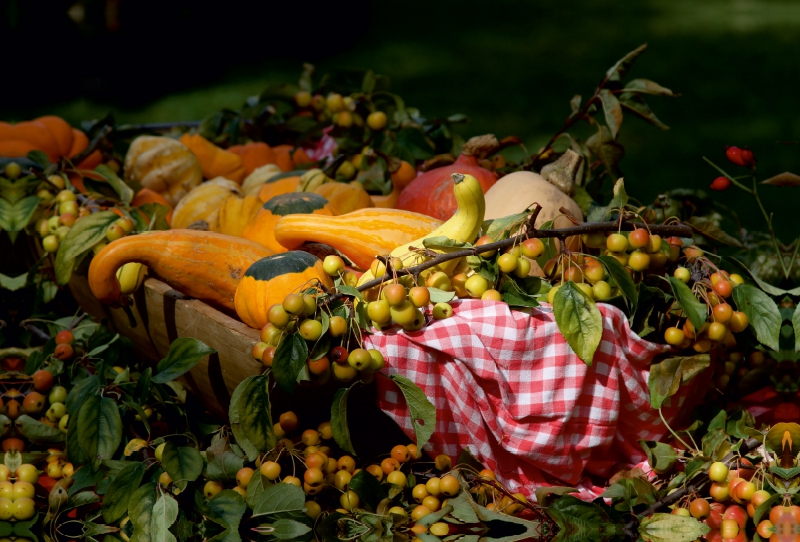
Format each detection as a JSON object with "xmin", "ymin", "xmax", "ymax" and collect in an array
[{"xmin": 323, "ymin": 220, "xmax": 692, "ymax": 306}]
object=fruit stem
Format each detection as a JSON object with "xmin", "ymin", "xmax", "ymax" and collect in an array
[{"xmin": 658, "ymin": 407, "xmax": 695, "ymax": 454}]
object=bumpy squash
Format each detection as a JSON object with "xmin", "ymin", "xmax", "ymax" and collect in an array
[
  {"xmin": 241, "ymin": 164, "xmax": 282, "ymax": 196},
  {"xmin": 179, "ymin": 133, "xmax": 246, "ymax": 183},
  {"xmin": 171, "ymin": 177, "xmax": 242, "ymax": 230},
  {"xmin": 274, "ymin": 208, "xmax": 442, "ymax": 270},
  {"xmin": 218, "ymin": 195, "xmax": 262, "ymax": 237},
  {"xmin": 124, "ymin": 136, "xmax": 204, "ymax": 206},
  {"xmin": 88, "ymin": 230, "xmax": 273, "ymax": 312},
  {"xmin": 228, "ymin": 142, "xmax": 276, "ymax": 175},
  {"xmin": 242, "ymin": 193, "xmax": 333, "ymax": 253},
  {"xmin": 234, "ymin": 251, "xmax": 333, "ymax": 329},
  {"xmin": 313, "ymin": 182, "xmax": 373, "ymax": 215}
]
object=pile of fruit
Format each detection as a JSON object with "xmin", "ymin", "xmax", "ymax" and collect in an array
[{"xmin": 0, "ymin": 45, "xmax": 797, "ymax": 542}]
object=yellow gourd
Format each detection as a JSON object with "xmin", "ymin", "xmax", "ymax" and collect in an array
[
  {"xmin": 124, "ymin": 136, "xmax": 204, "ymax": 206},
  {"xmin": 171, "ymin": 177, "xmax": 242, "ymax": 230},
  {"xmin": 313, "ymin": 182, "xmax": 374, "ymax": 215},
  {"xmin": 218, "ymin": 195, "xmax": 263, "ymax": 237}
]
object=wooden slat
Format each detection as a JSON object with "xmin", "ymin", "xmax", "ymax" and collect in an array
[{"xmin": 69, "ymin": 274, "xmax": 262, "ymax": 419}]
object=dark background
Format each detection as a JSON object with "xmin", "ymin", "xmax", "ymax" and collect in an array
[{"xmin": 2, "ymin": 0, "xmax": 800, "ymax": 239}]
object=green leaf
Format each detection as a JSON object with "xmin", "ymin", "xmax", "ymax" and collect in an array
[
  {"xmin": 65, "ymin": 375, "xmax": 102, "ymax": 413},
  {"xmin": 388, "ymin": 374, "xmax": 436, "ymax": 450},
  {"xmin": 133, "ymin": 203, "xmax": 171, "ymax": 232},
  {"xmin": 553, "ymin": 282, "xmax": 603, "ymax": 365},
  {"xmin": 229, "ymin": 376, "xmax": 259, "ymax": 462},
  {"xmin": 535, "ymin": 486, "xmax": 578, "ymax": 508},
  {"xmin": 686, "ymin": 216, "xmax": 743, "ymax": 248},
  {"xmin": 638, "ymin": 440, "xmax": 677, "ymax": 474},
  {"xmin": 599, "ymin": 89, "xmax": 623, "ymax": 139},
  {"xmin": 54, "ymin": 211, "xmax": 118, "ymax": 285},
  {"xmin": 422, "ymin": 236, "xmax": 468, "ymax": 250},
  {"xmin": 620, "ymin": 93, "xmax": 670, "ymax": 130},
  {"xmin": 547, "ymin": 495, "xmax": 618, "ymax": 542},
  {"xmin": 336, "ymin": 285, "xmax": 364, "ymax": 302},
  {"xmin": 128, "ymin": 482, "xmax": 157, "ymax": 542},
  {"xmin": 721, "ymin": 257, "xmax": 787, "ymax": 296},
  {"xmin": 0, "ymin": 196, "xmax": 40, "ymax": 238},
  {"xmin": 252, "ymin": 482, "xmax": 305, "ymax": 516},
  {"xmin": 330, "ymin": 387, "xmax": 356, "ymax": 455},
  {"xmin": 648, "ymin": 354, "xmax": 711, "ymax": 409},
  {"xmin": 605, "ymin": 43, "xmax": 647, "ymax": 82},
  {"xmin": 794, "ymin": 305, "xmax": 800, "ymax": 353},
  {"xmin": 162, "ymin": 442, "xmax": 203, "ymax": 483},
  {"xmin": 272, "ymin": 333, "xmax": 308, "ymax": 394},
  {"xmin": 237, "ymin": 374, "xmax": 276, "ymax": 454},
  {"xmin": 638, "ymin": 513, "xmax": 709, "ymax": 542},
  {"xmin": 206, "ymin": 490, "xmax": 247, "ymax": 542},
  {"xmin": 624, "ymin": 79, "xmax": 675, "ymax": 96},
  {"xmin": 94, "ymin": 164, "xmax": 135, "ymax": 204},
  {"xmin": 596, "ymin": 255, "xmax": 638, "ymax": 308},
  {"xmin": 483, "ymin": 212, "xmax": 528, "ymax": 240},
  {"xmin": 103, "ymin": 461, "xmax": 146, "ymax": 523},
  {"xmin": 349, "ymin": 469, "xmax": 387, "ymax": 511},
  {"xmin": 427, "ymin": 287, "xmax": 455, "ymax": 303},
  {"xmin": 272, "ymin": 518, "xmax": 312, "ymax": 539},
  {"xmin": 733, "ymin": 284, "xmax": 781, "ymax": 351},
  {"xmin": 0, "ymin": 273, "xmax": 26, "ymax": 292},
  {"xmin": 15, "ymin": 415, "xmax": 65, "ymax": 445},
  {"xmin": 245, "ymin": 471, "xmax": 266, "ymax": 509},
  {"xmin": 534, "ymin": 220, "xmax": 558, "ymax": 270},
  {"xmin": 500, "ymin": 278, "xmax": 539, "ymax": 308},
  {"xmin": 151, "ymin": 493, "xmax": 179, "ymax": 542},
  {"xmin": 701, "ymin": 428, "xmax": 728, "ymax": 459},
  {"xmin": 754, "ymin": 493, "xmax": 782, "ymax": 524},
  {"xmin": 152, "ymin": 337, "xmax": 215, "ymax": 384},
  {"xmin": 206, "ymin": 436, "xmax": 244, "ymax": 483},
  {"xmin": 668, "ymin": 277, "xmax": 707, "ymax": 331},
  {"xmin": 76, "ymin": 395, "xmax": 123, "ymax": 461}
]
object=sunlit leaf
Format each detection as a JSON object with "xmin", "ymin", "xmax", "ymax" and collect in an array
[
  {"xmin": 388, "ymin": 374, "xmax": 436, "ymax": 450},
  {"xmin": 599, "ymin": 90, "xmax": 623, "ymax": 139},
  {"xmin": 668, "ymin": 277, "xmax": 707, "ymax": 331},
  {"xmin": 553, "ymin": 282, "xmax": 603, "ymax": 365},
  {"xmin": 732, "ymin": 284, "xmax": 781, "ymax": 351}
]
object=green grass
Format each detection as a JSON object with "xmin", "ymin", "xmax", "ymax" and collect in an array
[{"xmin": 6, "ymin": 0, "xmax": 800, "ymax": 239}]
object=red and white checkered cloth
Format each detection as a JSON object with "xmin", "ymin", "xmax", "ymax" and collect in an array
[{"xmin": 364, "ymin": 299, "xmax": 711, "ymax": 501}]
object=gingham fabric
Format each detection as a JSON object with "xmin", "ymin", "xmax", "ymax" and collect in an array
[{"xmin": 365, "ymin": 299, "xmax": 710, "ymax": 501}]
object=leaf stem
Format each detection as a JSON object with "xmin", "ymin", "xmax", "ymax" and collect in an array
[{"xmin": 658, "ymin": 407, "xmax": 694, "ymax": 453}]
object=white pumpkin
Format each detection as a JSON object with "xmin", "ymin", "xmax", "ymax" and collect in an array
[{"xmin": 484, "ymin": 171, "xmax": 583, "ymax": 275}]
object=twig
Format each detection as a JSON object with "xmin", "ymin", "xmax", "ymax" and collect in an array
[
  {"xmin": 323, "ymin": 220, "xmax": 693, "ymax": 305},
  {"xmin": 637, "ymin": 437, "xmax": 763, "ymax": 517},
  {"xmin": 20, "ymin": 321, "xmax": 51, "ymax": 342}
]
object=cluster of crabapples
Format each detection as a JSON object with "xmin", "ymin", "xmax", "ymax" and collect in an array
[
  {"xmin": 0, "ymin": 463, "xmax": 43, "ymax": 521},
  {"xmin": 250, "ymin": 264, "xmax": 385, "ymax": 383},
  {"xmin": 664, "ymin": 264, "xmax": 749, "ymax": 353},
  {"xmin": 671, "ymin": 460, "xmax": 795, "ymax": 542},
  {"xmin": 24, "ymin": 167, "xmax": 135, "ymax": 255},
  {"xmin": 158, "ymin": 409, "xmax": 521, "ymax": 533}
]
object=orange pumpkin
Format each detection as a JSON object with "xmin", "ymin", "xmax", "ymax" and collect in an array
[
  {"xmin": 228, "ymin": 142, "xmax": 277, "ymax": 175},
  {"xmin": 369, "ymin": 185, "xmax": 400, "ymax": 209},
  {"xmin": 273, "ymin": 145, "xmax": 294, "ymax": 172},
  {"xmin": 257, "ymin": 174, "xmax": 302, "ymax": 203},
  {"xmin": 179, "ymin": 133, "xmax": 246, "ymax": 183},
  {"xmin": 234, "ymin": 251, "xmax": 333, "ymax": 329},
  {"xmin": 314, "ymin": 182, "xmax": 374, "ymax": 215},
  {"xmin": 242, "ymin": 192, "xmax": 333, "ymax": 253},
  {"xmin": 0, "ymin": 116, "xmax": 91, "ymax": 164}
]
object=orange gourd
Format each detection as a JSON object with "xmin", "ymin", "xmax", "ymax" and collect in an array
[
  {"xmin": 242, "ymin": 193, "xmax": 333, "ymax": 253},
  {"xmin": 273, "ymin": 145, "xmax": 294, "ymax": 172},
  {"xmin": 88, "ymin": 230, "xmax": 273, "ymax": 313},
  {"xmin": 273, "ymin": 208, "xmax": 442, "ymax": 270},
  {"xmin": 0, "ymin": 116, "xmax": 91, "ymax": 164},
  {"xmin": 228, "ymin": 142, "xmax": 277, "ymax": 175},
  {"xmin": 257, "ymin": 175, "xmax": 302, "ymax": 203},
  {"xmin": 179, "ymin": 133, "xmax": 246, "ymax": 183},
  {"xmin": 313, "ymin": 182, "xmax": 373, "ymax": 215},
  {"xmin": 234, "ymin": 251, "xmax": 333, "ymax": 329},
  {"xmin": 396, "ymin": 153, "xmax": 496, "ymax": 220}
]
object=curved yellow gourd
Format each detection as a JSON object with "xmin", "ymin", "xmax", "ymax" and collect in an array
[{"xmin": 357, "ymin": 172, "xmax": 484, "ymax": 285}]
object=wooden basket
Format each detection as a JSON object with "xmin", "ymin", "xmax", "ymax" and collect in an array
[{"xmin": 69, "ymin": 274, "xmax": 262, "ymax": 419}]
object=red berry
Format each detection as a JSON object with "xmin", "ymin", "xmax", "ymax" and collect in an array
[
  {"xmin": 725, "ymin": 146, "xmax": 746, "ymax": 166},
  {"xmin": 740, "ymin": 147, "xmax": 755, "ymax": 167},
  {"xmin": 330, "ymin": 346, "xmax": 349, "ymax": 365},
  {"xmin": 710, "ymin": 176, "xmax": 731, "ymax": 191}
]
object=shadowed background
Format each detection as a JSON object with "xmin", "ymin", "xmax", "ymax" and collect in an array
[{"xmin": 2, "ymin": 0, "xmax": 799, "ymax": 239}]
